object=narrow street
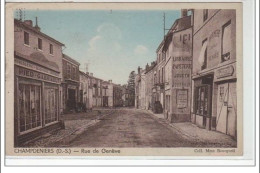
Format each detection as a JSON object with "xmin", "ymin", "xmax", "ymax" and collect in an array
[{"xmin": 67, "ymin": 108, "xmax": 233, "ymax": 148}]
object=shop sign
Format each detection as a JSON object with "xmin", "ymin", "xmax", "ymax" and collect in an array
[
  {"xmin": 16, "ymin": 66, "xmax": 60, "ymax": 83},
  {"xmin": 176, "ymin": 89, "xmax": 188, "ymax": 109},
  {"xmin": 216, "ymin": 65, "xmax": 234, "ymax": 79},
  {"xmin": 15, "ymin": 58, "xmax": 59, "ymax": 77}
]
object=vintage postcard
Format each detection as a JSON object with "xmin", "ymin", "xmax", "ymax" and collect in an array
[{"xmin": 5, "ymin": 2, "xmax": 243, "ymax": 158}]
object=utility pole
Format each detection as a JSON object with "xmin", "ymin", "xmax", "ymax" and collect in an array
[{"xmin": 163, "ymin": 12, "xmax": 166, "ymax": 41}]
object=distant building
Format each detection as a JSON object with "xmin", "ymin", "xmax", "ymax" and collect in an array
[
  {"xmin": 113, "ymin": 84, "xmax": 123, "ymax": 107},
  {"xmin": 90, "ymin": 75, "xmax": 103, "ymax": 107},
  {"xmin": 79, "ymin": 71, "xmax": 89, "ymax": 111},
  {"xmin": 102, "ymin": 80, "xmax": 113, "ymax": 107},
  {"xmin": 191, "ymin": 9, "xmax": 237, "ymax": 139},
  {"xmin": 14, "ymin": 18, "xmax": 64, "ymax": 146},
  {"xmin": 145, "ymin": 62, "xmax": 156, "ymax": 110},
  {"xmin": 62, "ymin": 54, "xmax": 80, "ymax": 113},
  {"xmin": 135, "ymin": 67, "xmax": 146, "ymax": 109}
]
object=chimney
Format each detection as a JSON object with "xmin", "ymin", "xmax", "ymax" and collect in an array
[
  {"xmin": 90, "ymin": 73, "xmax": 93, "ymax": 77},
  {"xmin": 109, "ymin": 80, "xmax": 112, "ymax": 84},
  {"xmin": 181, "ymin": 9, "xmax": 188, "ymax": 18},
  {"xmin": 24, "ymin": 20, "xmax": 33, "ymax": 27},
  {"xmin": 34, "ymin": 17, "xmax": 41, "ymax": 31}
]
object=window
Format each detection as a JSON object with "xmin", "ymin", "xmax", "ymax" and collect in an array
[
  {"xmin": 44, "ymin": 87, "xmax": 58, "ymax": 124},
  {"xmin": 24, "ymin": 31, "xmax": 29, "ymax": 45},
  {"xmin": 18, "ymin": 84, "xmax": 41, "ymax": 133},
  {"xmin": 201, "ymin": 39, "xmax": 208, "ymax": 70},
  {"xmin": 38, "ymin": 38, "xmax": 42, "ymax": 50},
  {"xmin": 49, "ymin": 44, "xmax": 53, "ymax": 54},
  {"xmin": 221, "ymin": 20, "xmax": 232, "ymax": 62},
  {"xmin": 203, "ymin": 9, "xmax": 208, "ymax": 22},
  {"xmin": 67, "ymin": 64, "xmax": 71, "ymax": 79},
  {"xmin": 194, "ymin": 85, "xmax": 210, "ymax": 116}
]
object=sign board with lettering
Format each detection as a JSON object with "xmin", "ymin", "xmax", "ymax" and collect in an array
[
  {"xmin": 176, "ymin": 89, "xmax": 188, "ymax": 109},
  {"xmin": 15, "ymin": 58, "xmax": 60, "ymax": 77},
  {"xmin": 16, "ymin": 66, "xmax": 61, "ymax": 84}
]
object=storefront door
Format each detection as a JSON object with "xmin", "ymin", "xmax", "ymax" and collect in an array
[{"xmin": 216, "ymin": 82, "xmax": 237, "ymax": 137}]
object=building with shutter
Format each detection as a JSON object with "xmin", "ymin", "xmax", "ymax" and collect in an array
[{"xmin": 191, "ymin": 9, "xmax": 237, "ymax": 139}]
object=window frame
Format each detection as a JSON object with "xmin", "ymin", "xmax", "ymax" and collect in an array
[
  {"xmin": 38, "ymin": 38, "xmax": 42, "ymax": 50},
  {"xmin": 24, "ymin": 31, "xmax": 29, "ymax": 45},
  {"xmin": 221, "ymin": 20, "xmax": 232, "ymax": 62},
  {"xmin": 49, "ymin": 43, "xmax": 53, "ymax": 55}
]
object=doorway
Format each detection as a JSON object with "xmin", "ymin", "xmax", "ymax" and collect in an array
[
  {"xmin": 216, "ymin": 81, "xmax": 237, "ymax": 138},
  {"xmin": 68, "ymin": 88, "xmax": 76, "ymax": 111}
]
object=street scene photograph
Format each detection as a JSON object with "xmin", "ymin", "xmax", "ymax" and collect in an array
[{"xmin": 12, "ymin": 7, "xmax": 238, "ymax": 149}]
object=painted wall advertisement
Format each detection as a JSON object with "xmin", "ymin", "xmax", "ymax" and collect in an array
[{"xmin": 171, "ymin": 27, "xmax": 192, "ymax": 114}]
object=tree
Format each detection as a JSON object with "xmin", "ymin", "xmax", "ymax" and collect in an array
[{"xmin": 127, "ymin": 71, "xmax": 136, "ymax": 106}]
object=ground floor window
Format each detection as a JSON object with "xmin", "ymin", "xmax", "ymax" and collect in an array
[
  {"xmin": 45, "ymin": 87, "xmax": 58, "ymax": 124},
  {"xmin": 18, "ymin": 84, "xmax": 41, "ymax": 133},
  {"xmin": 195, "ymin": 85, "xmax": 210, "ymax": 116}
]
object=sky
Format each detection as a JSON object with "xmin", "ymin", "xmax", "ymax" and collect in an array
[{"xmin": 17, "ymin": 10, "xmax": 180, "ymax": 85}]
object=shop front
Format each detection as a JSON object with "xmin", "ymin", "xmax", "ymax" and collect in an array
[
  {"xmin": 62, "ymin": 82, "xmax": 79, "ymax": 113},
  {"xmin": 192, "ymin": 63, "xmax": 237, "ymax": 139},
  {"xmin": 14, "ymin": 56, "xmax": 62, "ymax": 146}
]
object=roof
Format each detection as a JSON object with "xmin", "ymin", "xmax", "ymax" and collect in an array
[
  {"xmin": 156, "ymin": 15, "xmax": 191, "ymax": 53},
  {"xmin": 14, "ymin": 19, "xmax": 65, "ymax": 46},
  {"xmin": 62, "ymin": 54, "xmax": 80, "ymax": 66},
  {"xmin": 79, "ymin": 70, "xmax": 90, "ymax": 77}
]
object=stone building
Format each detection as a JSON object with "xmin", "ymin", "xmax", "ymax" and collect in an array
[
  {"xmin": 191, "ymin": 9, "xmax": 237, "ymax": 139},
  {"xmin": 14, "ymin": 18, "xmax": 64, "ymax": 146},
  {"xmin": 62, "ymin": 54, "xmax": 80, "ymax": 113},
  {"xmin": 144, "ymin": 62, "xmax": 156, "ymax": 110},
  {"xmin": 90, "ymin": 75, "xmax": 103, "ymax": 107},
  {"xmin": 151, "ymin": 42, "xmax": 165, "ymax": 114},
  {"xmin": 163, "ymin": 10, "xmax": 193, "ymax": 122},
  {"xmin": 135, "ymin": 67, "xmax": 146, "ymax": 109},
  {"xmin": 102, "ymin": 80, "xmax": 113, "ymax": 107}
]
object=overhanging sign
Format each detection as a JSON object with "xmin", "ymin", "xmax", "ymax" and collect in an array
[{"xmin": 216, "ymin": 65, "xmax": 234, "ymax": 79}]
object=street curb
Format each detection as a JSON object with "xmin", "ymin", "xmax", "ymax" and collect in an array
[
  {"xmin": 144, "ymin": 110, "xmax": 198, "ymax": 141},
  {"xmin": 49, "ymin": 112, "xmax": 114, "ymax": 147}
]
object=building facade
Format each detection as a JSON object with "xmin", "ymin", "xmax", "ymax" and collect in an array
[
  {"xmin": 62, "ymin": 54, "xmax": 80, "ymax": 113},
  {"xmin": 102, "ymin": 80, "xmax": 113, "ymax": 107},
  {"xmin": 191, "ymin": 9, "xmax": 237, "ymax": 139},
  {"xmin": 163, "ymin": 13, "xmax": 193, "ymax": 122},
  {"xmin": 91, "ymin": 76, "xmax": 103, "ymax": 107},
  {"xmin": 14, "ymin": 19, "xmax": 64, "ymax": 146},
  {"xmin": 144, "ymin": 62, "xmax": 156, "ymax": 110}
]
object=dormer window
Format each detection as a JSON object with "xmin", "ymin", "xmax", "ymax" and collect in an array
[{"xmin": 38, "ymin": 38, "xmax": 42, "ymax": 50}]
